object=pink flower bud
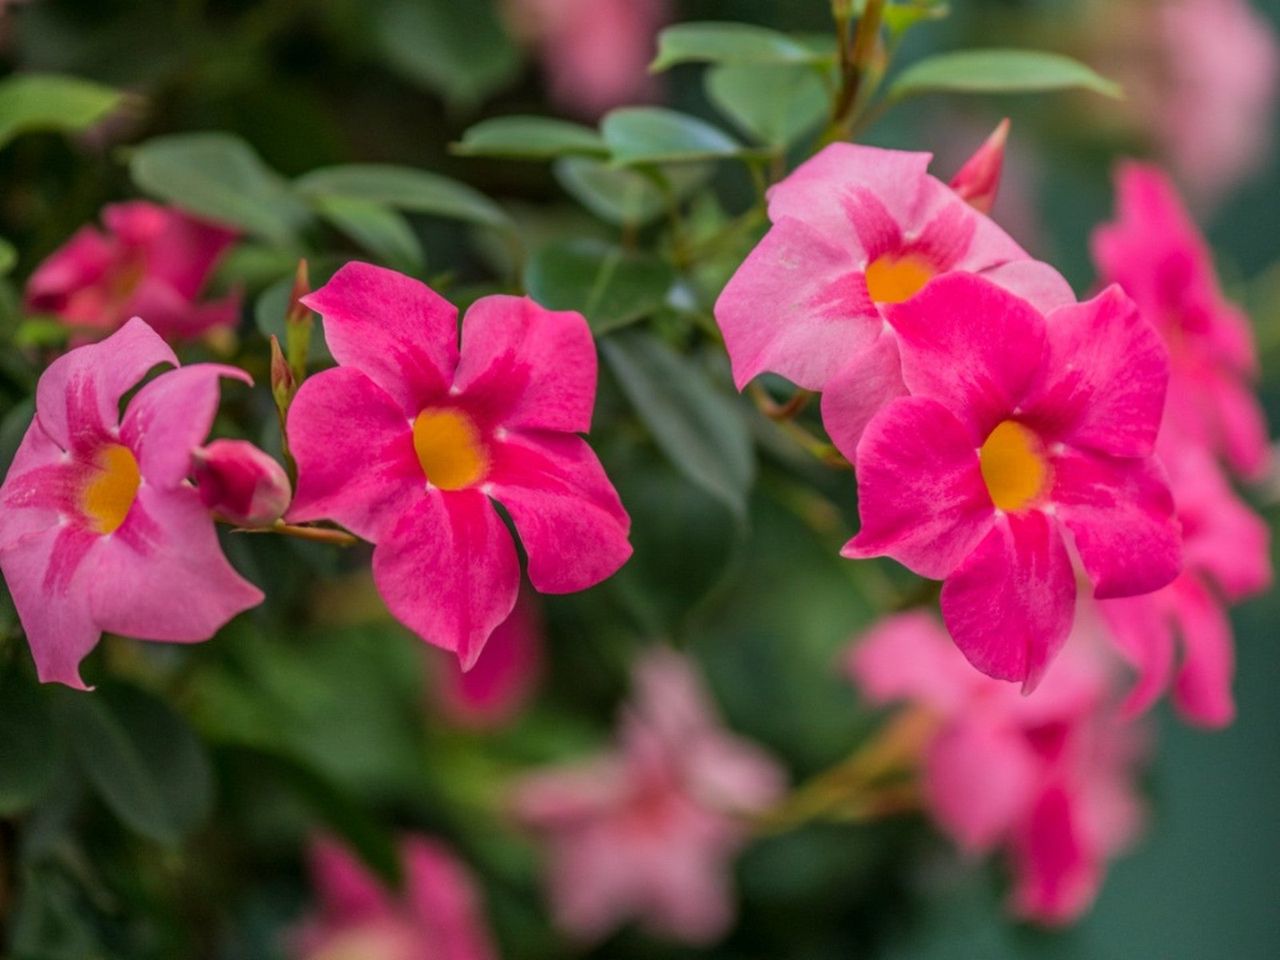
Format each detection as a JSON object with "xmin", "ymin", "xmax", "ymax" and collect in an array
[
  {"xmin": 949, "ymin": 118, "xmax": 1010, "ymax": 214},
  {"xmin": 193, "ymin": 439, "xmax": 291, "ymax": 527}
]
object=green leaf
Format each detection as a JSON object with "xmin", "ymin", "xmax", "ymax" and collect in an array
[
  {"xmin": 0, "ymin": 73, "xmax": 125, "ymax": 150},
  {"xmin": 553, "ymin": 157, "xmax": 667, "ymax": 227},
  {"xmin": 129, "ymin": 132, "xmax": 311, "ymax": 244},
  {"xmin": 311, "ymin": 195, "xmax": 424, "ymax": 272},
  {"xmin": 0, "ymin": 672, "xmax": 58, "ymax": 815},
  {"xmin": 706, "ymin": 63, "xmax": 828, "ymax": 148},
  {"xmin": 883, "ymin": 0, "xmax": 951, "ymax": 37},
  {"xmin": 296, "ymin": 164, "xmax": 511, "ymax": 230},
  {"xmin": 56, "ymin": 683, "xmax": 214, "ymax": 845},
  {"xmin": 652, "ymin": 22, "xmax": 833, "ymax": 71},
  {"xmin": 0, "ymin": 237, "xmax": 17, "ymax": 276},
  {"xmin": 602, "ymin": 331, "xmax": 755, "ymax": 520},
  {"xmin": 602, "ymin": 107, "xmax": 744, "ymax": 165},
  {"xmin": 524, "ymin": 239, "xmax": 674, "ymax": 335},
  {"xmin": 375, "ymin": 0, "xmax": 519, "ymax": 109},
  {"xmin": 454, "ymin": 115, "xmax": 608, "ymax": 160},
  {"xmin": 887, "ymin": 48, "xmax": 1122, "ymax": 102}
]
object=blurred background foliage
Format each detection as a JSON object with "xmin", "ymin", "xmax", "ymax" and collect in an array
[{"xmin": 0, "ymin": 0, "xmax": 1277, "ymax": 958}]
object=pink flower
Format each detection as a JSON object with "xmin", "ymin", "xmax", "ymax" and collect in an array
[
  {"xmin": 1092, "ymin": 162, "xmax": 1270, "ymax": 478},
  {"xmin": 192, "ymin": 439, "xmax": 291, "ymax": 528},
  {"xmin": 26, "ymin": 201, "xmax": 240, "ymax": 342},
  {"xmin": 512, "ymin": 648, "xmax": 786, "ymax": 945},
  {"xmin": 715, "ymin": 143, "xmax": 1074, "ymax": 453},
  {"xmin": 510, "ymin": 0, "xmax": 669, "ymax": 118},
  {"xmin": 286, "ymin": 262, "xmax": 631, "ymax": 669},
  {"xmin": 844, "ymin": 274, "xmax": 1181, "ymax": 689},
  {"xmin": 431, "ymin": 590, "xmax": 542, "ymax": 730},
  {"xmin": 0, "ymin": 318, "xmax": 263, "ymax": 688},
  {"xmin": 949, "ymin": 118, "xmax": 1010, "ymax": 215},
  {"xmin": 291, "ymin": 835, "xmax": 498, "ymax": 960},
  {"xmin": 848, "ymin": 612, "xmax": 1145, "ymax": 925},
  {"xmin": 1100, "ymin": 444, "xmax": 1271, "ymax": 727}
]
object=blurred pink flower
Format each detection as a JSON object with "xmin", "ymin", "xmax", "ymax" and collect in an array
[
  {"xmin": 192, "ymin": 438, "xmax": 291, "ymax": 528},
  {"xmin": 292, "ymin": 835, "xmax": 497, "ymax": 960},
  {"xmin": 948, "ymin": 118, "xmax": 1010, "ymax": 215},
  {"xmin": 848, "ymin": 611, "xmax": 1146, "ymax": 925},
  {"xmin": 512, "ymin": 648, "xmax": 786, "ymax": 945},
  {"xmin": 26, "ymin": 201, "xmax": 240, "ymax": 342},
  {"xmin": 1093, "ymin": 162, "xmax": 1271, "ymax": 479},
  {"xmin": 0, "ymin": 318, "xmax": 263, "ymax": 688},
  {"xmin": 844, "ymin": 274, "xmax": 1180, "ymax": 690},
  {"xmin": 715, "ymin": 142, "xmax": 1074, "ymax": 453},
  {"xmin": 1158, "ymin": 0, "xmax": 1279, "ymax": 204},
  {"xmin": 287, "ymin": 262, "xmax": 631, "ymax": 670},
  {"xmin": 511, "ymin": 0, "xmax": 669, "ymax": 118},
  {"xmin": 432, "ymin": 590, "xmax": 543, "ymax": 730}
]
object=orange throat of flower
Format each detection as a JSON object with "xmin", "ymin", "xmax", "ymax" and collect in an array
[
  {"xmin": 864, "ymin": 253, "xmax": 936, "ymax": 305},
  {"xmin": 82, "ymin": 443, "xmax": 142, "ymax": 534},
  {"xmin": 412, "ymin": 408, "xmax": 489, "ymax": 491},
  {"xmin": 979, "ymin": 420, "xmax": 1048, "ymax": 512}
]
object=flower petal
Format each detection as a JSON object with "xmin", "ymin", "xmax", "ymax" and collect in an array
[
  {"xmin": 845, "ymin": 611, "xmax": 979, "ymax": 715},
  {"xmin": 403, "ymin": 837, "xmax": 500, "ymax": 960},
  {"xmin": 940, "ymin": 511, "xmax": 1076, "ymax": 689},
  {"xmin": 978, "ymin": 259, "xmax": 1076, "ymax": 314},
  {"xmin": 885, "ymin": 273, "xmax": 1046, "ymax": 439},
  {"xmin": 371, "ymin": 488, "xmax": 519, "ymax": 670},
  {"xmin": 1169, "ymin": 576, "xmax": 1235, "ymax": 728},
  {"xmin": 307, "ymin": 835, "xmax": 397, "ymax": 923},
  {"xmin": 1099, "ymin": 591, "xmax": 1177, "ymax": 719},
  {"xmin": 843, "ymin": 397, "xmax": 993, "ymax": 580},
  {"xmin": 433, "ymin": 592, "xmax": 541, "ymax": 730},
  {"xmin": 1052, "ymin": 451, "xmax": 1181, "ymax": 599},
  {"xmin": 819, "ymin": 329, "xmax": 906, "ymax": 462},
  {"xmin": 487, "ymin": 432, "xmax": 631, "ymax": 593},
  {"xmin": 451, "ymin": 295, "xmax": 597, "ymax": 434},
  {"xmin": 103, "ymin": 202, "xmax": 236, "ymax": 301},
  {"xmin": 301, "ymin": 261, "xmax": 459, "ymax": 413},
  {"xmin": 0, "ymin": 419, "xmax": 82, "ymax": 549},
  {"xmin": 1010, "ymin": 783, "xmax": 1098, "ymax": 925},
  {"xmin": 286, "ymin": 367, "xmax": 423, "ymax": 542}
]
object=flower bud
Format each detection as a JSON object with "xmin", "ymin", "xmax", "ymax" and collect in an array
[
  {"xmin": 193, "ymin": 439, "xmax": 291, "ymax": 527},
  {"xmin": 949, "ymin": 118, "xmax": 1010, "ymax": 214}
]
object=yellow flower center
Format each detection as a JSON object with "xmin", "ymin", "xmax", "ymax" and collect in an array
[
  {"xmin": 979, "ymin": 420, "xmax": 1048, "ymax": 512},
  {"xmin": 412, "ymin": 408, "xmax": 488, "ymax": 491},
  {"xmin": 81, "ymin": 443, "xmax": 141, "ymax": 534},
  {"xmin": 864, "ymin": 253, "xmax": 936, "ymax": 304}
]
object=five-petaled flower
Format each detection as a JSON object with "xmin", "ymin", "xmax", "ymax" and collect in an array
[
  {"xmin": 0, "ymin": 318, "xmax": 263, "ymax": 688},
  {"xmin": 843, "ymin": 274, "xmax": 1182, "ymax": 689},
  {"xmin": 286, "ymin": 262, "xmax": 632, "ymax": 669}
]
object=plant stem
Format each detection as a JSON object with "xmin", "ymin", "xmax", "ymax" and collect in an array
[{"xmin": 821, "ymin": 0, "xmax": 887, "ymax": 145}]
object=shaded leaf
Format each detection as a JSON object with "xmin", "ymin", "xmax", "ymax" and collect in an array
[
  {"xmin": 524, "ymin": 238, "xmax": 675, "ymax": 334},
  {"xmin": 0, "ymin": 73, "xmax": 125, "ymax": 150},
  {"xmin": 652, "ymin": 22, "xmax": 833, "ymax": 71},
  {"xmin": 0, "ymin": 672, "xmax": 58, "ymax": 815},
  {"xmin": 888, "ymin": 48, "xmax": 1122, "ymax": 102},
  {"xmin": 311, "ymin": 195, "xmax": 424, "ymax": 272},
  {"xmin": 602, "ymin": 107, "xmax": 744, "ymax": 165},
  {"xmin": 454, "ymin": 116, "xmax": 608, "ymax": 160},
  {"xmin": 296, "ymin": 164, "xmax": 511, "ymax": 230},
  {"xmin": 706, "ymin": 63, "xmax": 828, "ymax": 148}
]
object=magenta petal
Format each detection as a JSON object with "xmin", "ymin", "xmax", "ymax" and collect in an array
[
  {"xmin": 122, "ymin": 363, "xmax": 251, "ymax": 488},
  {"xmin": 286, "ymin": 367, "xmax": 423, "ymax": 542},
  {"xmin": 940, "ymin": 511, "xmax": 1075, "ymax": 689},
  {"xmin": 845, "ymin": 611, "xmax": 979, "ymax": 715},
  {"xmin": 1052, "ymin": 451, "xmax": 1181, "ymax": 599},
  {"xmin": 452, "ymin": 295, "xmax": 598, "ymax": 434},
  {"xmin": 403, "ymin": 838, "xmax": 499, "ymax": 960},
  {"xmin": 1099, "ymin": 592, "xmax": 1177, "ymax": 718},
  {"xmin": 434, "ymin": 592, "xmax": 542, "ymax": 729},
  {"xmin": 103, "ymin": 202, "xmax": 237, "ymax": 300},
  {"xmin": 372, "ymin": 489, "xmax": 520, "ymax": 669},
  {"xmin": 1023, "ymin": 286, "xmax": 1168, "ymax": 458},
  {"xmin": 819, "ymin": 330, "xmax": 906, "ymax": 462},
  {"xmin": 844, "ymin": 398, "xmax": 993, "ymax": 580},
  {"xmin": 885, "ymin": 273, "xmax": 1046, "ymax": 439},
  {"xmin": 487, "ymin": 432, "xmax": 632, "ymax": 593},
  {"xmin": 25, "ymin": 225, "xmax": 115, "ymax": 313},
  {"xmin": 89, "ymin": 485, "xmax": 262, "ymax": 641},
  {"xmin": 35, "ymin": 317, "xmax": 177, "ymax": 451},
  {"xmin": 309, "ymin": 835, "xmax": 397, "ymax": 923},
  {"xmin": 0, "ymin": 419, "xmax": 82, "ymax": 549},
  {"xmin": 1213, "ymin": 371, "xmax": 1272, "ymax": 480},
  {"xmin": 301, "ymin": 261, "xmax": 459, "ymax": 412},
  {"xmin": 1010, "ymin": 784, "xmax": 1098, "ymax": 925},
  {"xmin": 1169, "ymin": 576, "xmax": 1235, "ymax": 728},
  {"xmin": 714, "ymin": 216, "xmax": 880, "ymax": 391}
]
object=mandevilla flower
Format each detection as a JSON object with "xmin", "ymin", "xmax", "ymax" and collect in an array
[
  {"xmin": 847, "ymin": 612, "xmax": 1145, "ymax": 925},
  {"xmin": 1092, "ymin": 162, "xmax": 1270, "ymax": 478},
  {"xmin": 291, "ymin": 835, "xmax": 497, "ymax": 960},
  {"xmin": 512, "ymin": 648, "xmax": 786, "ymax": 945},
  {"xmin": 286, "ymin": 262, "xmax": 631, "ymax": 669},
  {"xmin": 948, "ymin": 118, "xmax": 1010, "ymax": 214},
  {"xmin": 715, "ymin": 141, "xmax": 1074, "ymax": 451},
  {"xmin": 192, "ymin": 438, "xmax": 292, "ymax": 528},
  {"xmin": 1100, "ymin": 444, "xmax": 1271, "ymax": 727},
  {"xmin": 844, "ymin": 274, "xmax": 1181, "ymax": 689},
  {"xmin": 0, "ymin": 318, "xmax": 263, "ymax": 687},
  {"xmin": 26, "ymin": 201, "xmax": 240, "ymax": 343}
]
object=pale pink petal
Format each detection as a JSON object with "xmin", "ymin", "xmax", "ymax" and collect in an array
[
  {"xmin": 452, "ymin": 295, "xmax": 597, "ymax": 434},
  {"xmin": 1213, "ymin": 371, "xmax": 1272, "ymax": 480},
  {"xmin": 544, "ymin": 824, "xmax": 639, "ymax": 942},
  {"xmin": 286, "ymin": 368, "xmax": 423, "ymax": 542},
  {"xmin": 1010, "ymin": 784, "xmax": 1099, "ymax": 925},
  {"xmin": 642, "ymin": 837, "xmax": 735, "ymax": 944},
  {"xmin": 486, "ymin": 432, "xmax": 631, "ymax": 594},
  {"xmin": 940, "ymin": 511, "xmax": 1076, "ymax": 689},
  {"xmin": 0, "ymin": 419, "xmax": 81, "ymax": 549},
  {"xmin": 843, "ymin": 397, "xmax": 993, "ymax": 579},
  {"xmin": 846, "ymin": 611, "xmax": 979, "ymax": 715},
  {"xmin": 301, "ymin": 261, "xmax": 459, "ymax": 413},
  {"xmin": 433, "ymin": 593, "xmax": 541, "ymax": 729},
  {"xmin": 121, "ymin": 364, "xmax": 251, "ymax": 488},
  {"xmin": 1051, "ymin": 451, "xmax": 1181, "ymax": 599},
  {"xmin": 885, "ymin": 273, "xmax": 1046, "ymax": 439},
  {"xmin": 511, "ymin": 758, "xmax": 627, "ymax": 828},
  {"xmin": 371, "ymin": 488, "xmax": 520, "ymax": 669},
  {"xmin": 819, "ymin": 330, "xmax": 905, "ymax": 461},
  {"xmin": 1169, "ymin": 576, "xmax": 1235, "ymax": 728},
  {"xmin": 975, "ymin": 258, "xmax": 1076, "ymax": 314},
  {"xmin": 126, "ymin": 277, "xmax": 241, "ymax": 341},
  {"xmin": 714, "ymin": 216, "xmax": 880, "ymax": 390},
  {"xmin": 88, "ymin": 485, "xmax": 262, "ymax": 640},
  {"xmin": 403, "ymin": 838, "xmax": 499, "ymax": 960},
  {"xmin": 35, "ymin": 317, "xmax": 177, "ymax": 451},
  {"xmin": 1099, "ymin": 592, "xmax": 1178, "ymax": 718}
]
